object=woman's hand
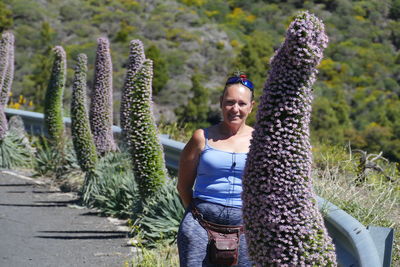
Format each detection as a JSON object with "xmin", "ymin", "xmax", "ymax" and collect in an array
[{"xmin": 177, "ymin": 129, "xmax": 205, "ymax": 209}]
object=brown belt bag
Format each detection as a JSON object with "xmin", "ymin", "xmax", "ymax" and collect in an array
[{"xmin": 192, "ymin": 206, "xmax": 244, "ymax": 266}]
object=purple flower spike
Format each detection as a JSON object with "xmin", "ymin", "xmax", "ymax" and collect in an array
[
  {"xmin": 120, "ymin": 39, "xmax": 145, "ymax": 146},
  {"xmin": 127, "ymin": 58, "xmax": 167, "ymax": 200},
  {"xmin": 71, "ymin": 54, "xmax": 98, "ymax": 173},
  {"xmin": 89, "ymin": 37, "xmax": 117, "ymax": 155},
  {"xmin": 242, "ymin": 11, "xmax": 336, "ymax": 266},
  {"xmin": 44, "ymin": 46, "xmax": 66, "ymax": 142},
  {"xmin": 0, "ymin": 106, "xmax": 7, "ymax": 140},
  {"xmin": 0, "ymin": 31, "xmax": 14, "ymax": 107}
]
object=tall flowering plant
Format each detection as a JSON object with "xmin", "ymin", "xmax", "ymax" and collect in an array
[
  {"xmin": 89, "ymin": 37, "xmax": 117, "ymax": 155},
  {"xmin": 120, "ymin": 39, "xmax": 145, "ymax": 147},
  {"xmin": 0, "ymin": 106, "xmax": 7, "ymax": 140},
  {"xmin": 127, "ymin": 59, "xmax": 167, "ymax": 200},
  {"xmin": 71, "ymin": 54, "xmax": 97, "ymax": 173},
  {"xmin": 44, "ymin": 46, "xmax": 66, "ymax": 142},
  {"xmin": 0, "ymin": 32, "xmax": 14, "ymax": 140},
  {"xmin": 242, "ymin": 12, "xmax": 336, "ymax": 266},
  {"xmin": 0, "ymin": 31, "xmax": 14, "ymax": 107}
]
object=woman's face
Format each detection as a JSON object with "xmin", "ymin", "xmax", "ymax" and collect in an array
[{"xmin": 220, "ymin": 84, "xmax": 254, "ymax": 126}]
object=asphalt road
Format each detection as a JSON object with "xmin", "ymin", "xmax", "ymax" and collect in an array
[{"xmin": 0, "ymin": 170, "xmax": 132, "ymax": 267}]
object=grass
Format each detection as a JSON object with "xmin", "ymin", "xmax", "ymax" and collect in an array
[
  {"xmin": 158, "ymin": 122, "xmax": 192, "ymax": 143},
  {"xmin": 124, "ymin": 244, "xmax": 179, "ymax": 267},
  {"xmin": 0, "ymin": 131, "xmax": 34, "ymax": 169},
  {"xmin": 312, "ymin": 144, "xmax": 400, "ymax": 265}
]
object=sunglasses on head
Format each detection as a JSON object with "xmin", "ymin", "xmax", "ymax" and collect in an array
[{"xmin": 225, "ymin": 74, "xmax": 254, "ymax": 91}]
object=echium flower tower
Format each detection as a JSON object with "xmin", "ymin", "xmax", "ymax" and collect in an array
[
  {"xmin": 71, "ymin": 54, "xmax": 97, "ymax": 173},
  {"xmin": 44, "ymin": 46, "xmax": 66, "ymax": 142},
  {"xmin": 89, "ymin": 37, "xmax": 117, "ymax": 155},
  {"xmin": 242, "ymin": 12, "xmax": 337, "ymax": 266},
  {"xmin": 127, "ymin": 58, "xmax": 167, "ymax": 201},
  {"xmin": 0, "ymin": 31, "xmax": 14, "ymax": 107},
  {"xmin": 0, "ymin": 32, "xmax": 14, "ymax": 140},
  {"xmin": 120, "ymin": 40, "xmax": 145, "ymax": 148}
]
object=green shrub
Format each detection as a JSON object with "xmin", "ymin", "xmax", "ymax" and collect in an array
[
  {"xmin": 0, "ymin": 131, "xmax": 33, "ymax": 169},
  {"xmin": 131, "ymin": 178, "xmax": 185, "ymax": 247},
  {"xmin": 82, "ymin": 151, "xmax": 140, "ymax": 218},
  {"xmin": 32, "ymin": 136, "xmax": 79, "ymax": 179}
]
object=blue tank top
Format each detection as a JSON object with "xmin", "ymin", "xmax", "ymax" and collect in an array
[{"xmin": 192, "ymin": 128, "xmax": 248, "ymax": 208}]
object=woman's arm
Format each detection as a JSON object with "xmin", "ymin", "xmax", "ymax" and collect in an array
[{"xmin": 177, "ymin": 129, "xmax": 205, "ymax": 209}]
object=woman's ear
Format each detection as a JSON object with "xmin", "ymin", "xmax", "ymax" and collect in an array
[
  {"xmin": 250, "ymin": 100, "xmax": 255, "ymax": 112},
  {"xmin": 219, "ymin": 95, "xmax": 223, "ymax": 108}
]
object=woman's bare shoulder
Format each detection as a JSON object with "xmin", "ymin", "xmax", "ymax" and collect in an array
[
  {"xmin": 192, "ymin": 128, "xmax": 205, "ymax": 141},
  {"xmin": 186, "ymin": 128, "xmax": 206, "ymax": 151}
]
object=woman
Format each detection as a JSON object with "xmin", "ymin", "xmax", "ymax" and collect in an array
[{"xmin": 177, "ymin": 74, "xmax": 255, "ymax": 266}]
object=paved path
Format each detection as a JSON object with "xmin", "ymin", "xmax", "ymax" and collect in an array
[{"xmin": 0, "ymin": 170, "xmax": 132, "ymax": 267}]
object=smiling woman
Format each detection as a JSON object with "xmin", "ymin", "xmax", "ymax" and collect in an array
[{"xmin": 176, "ymin": 73, "xmax": 255, "ymax": 266}]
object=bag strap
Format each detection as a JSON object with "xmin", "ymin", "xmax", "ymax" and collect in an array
[{"xmin": 191, "ymin": 205, "xmax": 244, "ymax": 235}]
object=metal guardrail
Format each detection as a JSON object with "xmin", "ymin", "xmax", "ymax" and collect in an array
[{"xmin": 4, "ymin": 108, "xmax": 394, "ymax": 267}]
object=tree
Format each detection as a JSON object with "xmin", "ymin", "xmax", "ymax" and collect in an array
[
  {"xmin": 25, "ymin": 22, "xmax": 57, "ymax": 111},
  {"xmin": 231, "ymin": 31, "xmax": 275, "ymax": 125},
  {"xmin": 175, "ymin": 72, "xmax": 210, "ymax": 128},
  {"xmin": 0, "ymin": 2, "xmax": 13, "ymax": 32},
  {"xmin": 145, "ymin": 44, "xmax": 169, "ymax": 95}
]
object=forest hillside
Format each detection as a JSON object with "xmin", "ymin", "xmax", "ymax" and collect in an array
[{"xmin": 1, "ymin": 0, "xmax": 400, "ymax": 163}]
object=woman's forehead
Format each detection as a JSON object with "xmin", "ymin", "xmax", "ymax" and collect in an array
[{"xmin": 223, "ymin": 84, "xmax": 252, "ymax": 99}]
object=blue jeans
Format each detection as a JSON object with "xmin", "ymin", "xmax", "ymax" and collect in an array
[{"xmin": 177, "ymin": 198, "xmax": 253, "ymax": 267}]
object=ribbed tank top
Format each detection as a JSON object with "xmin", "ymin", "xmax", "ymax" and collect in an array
[{"xmin": 192, "ymin": 128, "xmax": 248, "ymax": 208}]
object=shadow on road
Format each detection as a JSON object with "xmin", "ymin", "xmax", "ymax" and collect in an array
[
  {"xmin": 0, "ymin": 183, "xmax": 35, "ymax": 186},
  {"xmin": 32, "ymin": 190, "xmax": 62, "ymax": 194},
  {"xmin": 39, "ymin": 230, "xmax": 128, "ymax": 234},
  {"xmin": 35, "ymin": 233, "xmax": 127, "ymax": 240},
  {"xmin": 0, "ymin": 199, "xmax": 80, "ymax": 207}
]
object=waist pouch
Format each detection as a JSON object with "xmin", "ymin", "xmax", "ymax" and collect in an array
[{"xmin": 191, "ymin": 205, "xmax": 243, "ymax": 266}]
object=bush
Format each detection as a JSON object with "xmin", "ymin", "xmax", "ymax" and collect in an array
[
  {"xmin": 32, "ymin": 136, "xmax": 79, "ymax": 179},
  {"xmin": 131, "ymin": 178, "xmax": 185, "ymax": 247},
  {"xmin": 0, "ymin": 131, "xmax": 33, "ymax": 169},
  {"xmin": 82, "ymin": 151, "xmax": 140, "ymax": 219}
]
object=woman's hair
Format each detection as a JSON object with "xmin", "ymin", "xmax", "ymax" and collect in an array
[{"xmin": 222, "ymin": 73, "xmax": 255, "ymax": 101}]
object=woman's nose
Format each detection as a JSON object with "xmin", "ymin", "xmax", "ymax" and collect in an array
[{"xmin": 231, "ymin": 103, "xmax": 239, "ymax": 111}]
